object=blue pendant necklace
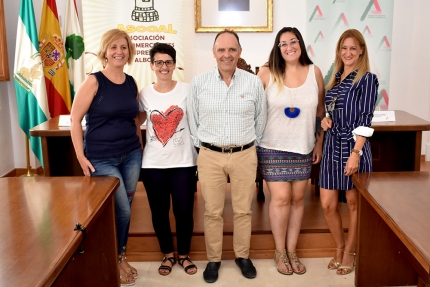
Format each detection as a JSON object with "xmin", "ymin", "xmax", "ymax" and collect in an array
[{"xmin": 284, "ymin": 87, "xmax": 300, "ymax": 118}]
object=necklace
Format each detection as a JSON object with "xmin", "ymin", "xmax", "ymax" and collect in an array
[{"xmin": 284, "ymin": 87, "xmax": 300, "ymax": 118}]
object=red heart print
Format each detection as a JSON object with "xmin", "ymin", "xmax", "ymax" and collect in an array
[{"xmin": 150, "ymin": 105, "xmax": 184, "ymax": 146}]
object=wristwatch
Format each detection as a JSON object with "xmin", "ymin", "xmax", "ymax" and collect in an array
[{"xmin": 351, "ymin": 149, "xmax": 363, "ymax": 156}]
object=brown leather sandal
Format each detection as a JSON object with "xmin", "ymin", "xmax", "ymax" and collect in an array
[
  {"xmin": 178, "ymin": 256, "xmax": 197, "ymax": 275},
  {"xmin": 121, "ymin": 252, "xmax": 138, "ymax": 279},
  {"xmin": 119, "ymin": 254, "xmax": 136, "ymax": 286},
  {"xmin": 158, "ymin": 256, "xmax": 176, "ymax": 276},
  {"xmin": 119, "ymin": 272, "xmax": 135, "ymax": 286}
]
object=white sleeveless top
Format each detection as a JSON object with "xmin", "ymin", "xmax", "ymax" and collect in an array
[
  {"xmin": 259, "ymin": 64, "xmax": 319, "ymax": 154},
  {"xmin": 138, "ymin": 81, "xmax": 197, "ymax": 168}
]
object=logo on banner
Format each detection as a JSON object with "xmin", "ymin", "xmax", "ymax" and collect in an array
[
  {"xmin": 132, "ymin": 0, "xmax": 159, "ymax": 22},
  {"xmin": 377, "ymin": 89, "xmax": 389, "ymax": 110},
  {"xmin": 307, "ymin": 45, "xmax": 315, "ymax": 58},
  {"xmin": 362, "ymin": 26, "xmax": 372, "ymax": 36},
  {"xmin": 331, "ymin": 13, "xmax": 348, "ymax": 33},
  {"xmin": 377, "ymin": 36, "xmax": 391, "ymax": 51},
  {"xmin": 314, "ymin": 31, "xmax": 324, "ymax": 43},
  {"xmin": 308, "ymin": 5, "xmax": 324, "ymax": 21},
  {"xmin": 361, "ymin": 0, "xmax": 385, "ymax": 20},
  {"xmin": 14, "ymin": 59, "xmax": 43, "ymax": 92}
]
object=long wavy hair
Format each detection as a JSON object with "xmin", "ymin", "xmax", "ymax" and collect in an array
[
  {"xmin": 267, "ymin": 27, "xmax": 313, "ymax": 93},
  {"xmin": 326, "ymin": 29, "xmax": 370, "ymax": 90}
]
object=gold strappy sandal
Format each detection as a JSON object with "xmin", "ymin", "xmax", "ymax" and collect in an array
[
  {"xmin": 337, "ymin": 251, "xmax": 356, "ymax": 275},
  {"xmin": 328, "ymin": 248, "xmax": 344, "ymax": 270}
]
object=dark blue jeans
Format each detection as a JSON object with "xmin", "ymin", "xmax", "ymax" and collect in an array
[{"xmin": 89, "ymin": 148, "xmax": 142, "ymax": 255}]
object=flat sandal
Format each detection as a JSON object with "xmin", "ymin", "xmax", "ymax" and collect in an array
[
  {"xmin": 287, "ymin": 251, "xmax": 306, "ymax": 275},
  {"xmin": 178, "ymin": 255, "xmax": 197, "ymax": 275},
  {"xmin": 158, "ymin": 256, "xmax": 176, "ymax": 276},
  {"xmin": 274, "ymin": 249, "xmax": 293, "ymax": 275}
]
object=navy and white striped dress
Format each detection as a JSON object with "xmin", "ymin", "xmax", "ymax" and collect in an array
[{"xmin": 319, "ymin": 70, "xmax": 379, "ymax": 191}]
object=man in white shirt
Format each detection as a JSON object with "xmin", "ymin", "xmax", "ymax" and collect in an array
[{"xmin": 187, "ymin": 30, "xmax": 267, "ymax": 283}]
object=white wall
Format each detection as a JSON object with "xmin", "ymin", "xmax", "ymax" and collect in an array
[{"xmin": 1, "ymin": 0, "xmax": 429, "ymax": 174}]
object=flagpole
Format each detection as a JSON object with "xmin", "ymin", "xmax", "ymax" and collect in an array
[{"xmin": 21, "ymin": 135, "xmax": 38, "ymax": 177}]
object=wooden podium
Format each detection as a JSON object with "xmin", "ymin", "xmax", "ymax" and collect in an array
[
  {"xmin": 0, "ymin": 176, "xmax": 120, "ymax": 286},
  {"xmin": 353, "ymin": 172, "xmax": 430, "ymax": 287}
]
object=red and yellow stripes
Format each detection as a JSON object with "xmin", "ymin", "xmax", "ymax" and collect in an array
[{"xmin": 39, "ymin": 0, "xmax": 71, "ymax": 117}]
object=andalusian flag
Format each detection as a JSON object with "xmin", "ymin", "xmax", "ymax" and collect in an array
[
  {"xmin": 64, "ymin": 0, "xmax": 85, "ymax": 101},
  {"xmin": 13, "ymin": 0, "xmax": 50, "ymax": 166},
  {"xmin": 39, "ymin": 0, "xmax": 72, "ymax": 118}
]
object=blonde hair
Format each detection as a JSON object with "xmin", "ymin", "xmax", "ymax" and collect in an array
[
  {"xmin": 97, "ymin": 29, "xmax": 136, "ymax": 67},
  {"xmin": 326, "ymin": 29, "xmax": 370, "ymax": 90}
]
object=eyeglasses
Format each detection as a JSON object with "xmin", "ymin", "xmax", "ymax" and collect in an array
[
  {"xmin": 278, "ymin": 39, "xmax": 299, "ymax": 48},
  {"xmin": 153, "ymin": 60, "xmax": 174, "ymax": 67}
]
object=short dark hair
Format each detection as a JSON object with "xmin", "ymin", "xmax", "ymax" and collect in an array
[
  {"xmin": 149, "ymin": 43, "xmax": 176, "ymax": 63},
  {"xmin": 213, "ymin": 29, "xmax": 241, "ymax": 47}
]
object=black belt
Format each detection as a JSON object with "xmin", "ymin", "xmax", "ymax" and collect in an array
[{"xmin": 201, "ymin": 142, "xmax": 254, "ymax": 153}]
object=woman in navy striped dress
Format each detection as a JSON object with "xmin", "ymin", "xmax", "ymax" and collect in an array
[{"xmin": 320, "ymin": 29, "xmax": 378, "ymax": 275}]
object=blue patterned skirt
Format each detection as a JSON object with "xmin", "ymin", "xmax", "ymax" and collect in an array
[{"xmin": 256, "ymin": 146, "xmax": 312, "ymax": 182}]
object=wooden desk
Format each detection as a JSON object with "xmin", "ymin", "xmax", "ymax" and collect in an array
[
  {"xmin": 29, "ymin": 118, "xmax": 265, "ymax": 200},
  {"xmin": 353, "ymin": 172, "xmax": 430, "ymax": 287},
  {"xmin": 311, "ymin": 110, "xmax": 430, "ymax": 195},
  {"xmin": 30, "ymin": 116, "xmax": 146, "ymax": 176},
  {"xmin": 370, "ymin": 110, "xmax": 430, "ymax": 171},
  {"xmin": 0, "ymin": 176, "xmax": 120, "ymax": 286}
]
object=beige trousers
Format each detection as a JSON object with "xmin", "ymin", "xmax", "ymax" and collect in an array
[{"xmin": 197, "ymin": 146, "xmax": 257, "ymax": 262}]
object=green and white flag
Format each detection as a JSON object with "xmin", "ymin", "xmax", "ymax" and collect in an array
[
  {"xmin": 64, "ymin": 0, "xmax": 85, "ymax": 101},
  {"xmin": 13, "ymin": 0, "xmax": 50, "ymax": 167}
]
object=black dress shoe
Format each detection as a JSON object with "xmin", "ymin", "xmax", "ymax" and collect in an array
[
  {"xmin": 235, "ymin": 258, "xmax": 257, "ymax": 279},
  {"xmin": 203, "ymin": 262, "xmax": 221, "ymax": 283}
]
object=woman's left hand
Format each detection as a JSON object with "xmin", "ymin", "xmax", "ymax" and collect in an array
[
  {"xmin": 312, "ymin": 144, "xmax": 323, "ymax": 164},
  {"xmin": 344, "ymin": 153, "xmax": 360, "ymax": 176}
]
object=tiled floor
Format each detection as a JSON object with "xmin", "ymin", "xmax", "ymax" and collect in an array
[
  {"xmin": 129, "ymin": 257, "xmax": 356, "ymax": 287},
  {"xmin": 127, "ymin": 157, "xmax": 429, "ymax": 286}
]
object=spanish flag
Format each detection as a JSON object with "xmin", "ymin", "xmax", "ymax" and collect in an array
[{"xmin": 39, "ymin": 0, "xmax": 71, "ymax": 118}]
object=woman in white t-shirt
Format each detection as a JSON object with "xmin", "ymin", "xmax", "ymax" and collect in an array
[
  {"xmin": 257, "ymin": 27, "xmax": 325, "ymax": 275},
  {"xmin": 138, "ymin": 43, "xmax": 198, "ymax": 276}
]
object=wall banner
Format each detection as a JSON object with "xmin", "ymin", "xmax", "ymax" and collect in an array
[
  {"xmin": 306, "ymin": 0, "xmax": 393, "ymax": 109},
  {"xmin": 82, "ymin": 0, "xmax": 183, "ymax": 90}
]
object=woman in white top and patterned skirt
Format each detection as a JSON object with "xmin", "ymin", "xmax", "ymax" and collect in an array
[
  {"xmin": 257, "ymin": 27, "xmax": 325, "ymax": 275},
  {"xmin": 138, "ymin": 43, "xmax": 198, "ymax": 276}
]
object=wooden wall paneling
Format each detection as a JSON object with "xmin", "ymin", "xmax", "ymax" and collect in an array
[{"xmin": 0, "ymin": 0, "xmax": 10, "ymax": 81}]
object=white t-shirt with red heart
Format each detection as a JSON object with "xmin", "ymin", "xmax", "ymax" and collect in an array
[{"xmin": 139, "ymin": 81, "xmax": 197, "ymax": 168}]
